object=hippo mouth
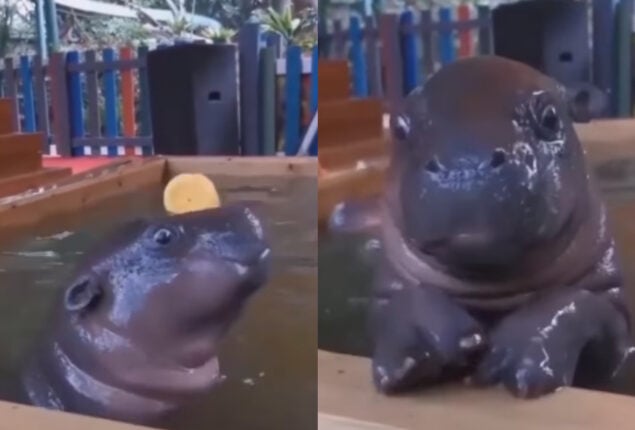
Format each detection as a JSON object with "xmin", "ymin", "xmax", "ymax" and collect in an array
[{"xmin": 419, "ymin": 234, "xmax": 522, "ymax": 274}]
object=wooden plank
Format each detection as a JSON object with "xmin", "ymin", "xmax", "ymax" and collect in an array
[
  {"xmin": 320, "ymin": 99, "xmax": 383, "ymax": 147},
  {"xmin": 66, "ymin": 57, "xmax": 143, "ymax": 73},
  {"xmin": 0, "ymin": 99, "xmax": 16, "ymax": 135},
  {"xmin": 318, "ymin": 60, "xmax": 351, "ymax": 102},
  {"xmin": 0, "ymin": 167, "xmax": 71, "ymax": 198},
  {"xmin": 0, "ymin": 133, "xmax": 43, "ymax": 179},
  {"xmin": 379, "ymin": 14, "xmax": 404, "ymax": 118},
  {"xmin": 67, "ymin": 51, "xmax": 84, "ymax": 156},
  {"xmin": 32, "ymin": 55, "xmax": 50, "ymax": 152},
  {"xmin": 400, "ymin": 11, "xmax": 418, "ymax": 94},
  {"xmin": 319, "ymin": 137, "xmax": 388, "ymax": 171},
  {"xmin": 238, "ymin": 22, "xmax": 261, "ymax": 155},
  {"xmin": 319, "ymin": 350, "xmax": 635, "ymax": 430},
  {"xmin": 332, "ymin": 20, "xmax": 346, "ymax": 59},
  {"xmin": 119, "ymin": 46, "xmax": 137, "ymax": 156},
  {"xmin": 349, "ymin": 16, "xmax": 368, "ymax": 97},
  {"xmin": 84, "ymin": 50, "xmax": 101, "ymax": 142},
  {"xmin": 309, "ymin": 45, "xmax": 319, "ymax": 156},
  {"xmin": 0, "ymin": 158, "xmax": 166, "ymax": 229},
  {"xmin": 438, "ymin": 7, "xmax": 456, "ymax": 66},
  {"xmin": 477, "ymin": 5, "xmax": 493, "ymax": 55},
  {"xmin": 365, "ymin": 16, "xmax": 383, "ymax": 98},
  {"xmin": 48, "ymin": 52, "xmax": 72, "ymax": 156},
  {"xmin": 102, "ymin": 48, "xmax": 119, "ymax": 156},
  {"xmin": 19, "ymin": 55, "xmax": 36, "ymax": 132},
  {"xmin": 319, "ymin": 414, "xmax": 405, "ymax": 430},
  {"xmin": 574, "ymin": 119, "xmax": 635, "ymax": 163},
  {"xmin": 72, "ymin": 137, "xmax": 153, "ymax": 148},
  {"xmin": 3, "ymin": 58, "xmax": 19, "ymax": 132},
  {"xmin": 457, "ymin": 4, "xmax": 473, "ymax": 57},
  {"xmin": 284, "ymin": 45, "xmax": 303, "ymax": 155},
  {"xmin": 165, "ymin": 156, "xmax": 317, "ymax": 178},
  {"xmin": 137, "ymin": 46, "xmax": 152, "ymax": 141},
  {"xmin": 259, "ymin": 46, "xmax": 277, "ymax": 156},
  {"xmin": 420, "ymin": 9, "xmax": 435, "ymax": 77},
  {"xmin": 0, "ymin": 399, "xmax": 155, "ymax": 430}
]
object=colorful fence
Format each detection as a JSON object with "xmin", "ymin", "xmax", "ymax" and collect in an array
[
  {"xmin": 0, "ymin": 25, "xmax": 317, "ymax": 157},
  {"xmin": 318, "ymin": 5, "xmax": 493, "ymax": 111}
]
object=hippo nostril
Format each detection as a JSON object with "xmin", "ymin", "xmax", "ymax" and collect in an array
[
  {"xmin": 490, "ymin": 149, "xmax": 506, "ymax": 169},
  {"xmin": 425, "ymin": 159, "xmax": 441, "ymax": 173}
]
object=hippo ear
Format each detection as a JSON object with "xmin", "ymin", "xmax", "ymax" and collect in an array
[
  {"xmin": 64, "ymin": 275, "xmax": 103, "ymax": 312},
  {"xmin": 565, "ymin": 83, "xmax": 608, "ymax": 123}
]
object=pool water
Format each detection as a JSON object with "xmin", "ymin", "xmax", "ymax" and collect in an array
[
  {"xmin": 0, "ymin": 175, "xmax": 317, "ymax": 430},
  {"xmin": 317, "ymin": 161, "xmax": 635, "ymax": 397}
]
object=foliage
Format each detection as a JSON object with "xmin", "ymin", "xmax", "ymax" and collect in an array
[{"xmin": 257, "ymin": 5, "xmax": 316, "ymax": 46}]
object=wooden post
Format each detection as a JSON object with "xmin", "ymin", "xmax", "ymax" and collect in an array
[
  {"xmin": 32, "ymin": 54, "xmax": 50, "ymax": 152},
  {"xmin": 48, "ymin": 52, "xmax": 71, "ymax": 156},
  {"xmin": 616, "ymin": 0, "xmax": 632, "ymax": 117},
  {"xmin": 400, "ymin": 11, "xmax": 419, "ymax": 94},
  {"xmin": 438, "ymin": 7, "xmax": 456, "ymax": 66},
  {"xmin": 137, "ymin": 45, "xmax": 152, "ymax": 155},
  {"xmin": 349, "ymin": 16, "xmax": 369, "ymax": 97},
  {"xmin": 3, "ymin": 58, "xmax": 19, "ymax": 132},
  {"xmin": 477, "ymin": 5, "xmax": 493, "ymax": 56},
  {"xmin": 284, "ymin": 45, "xmax": 302, "ymax": 155},
  {"xmin": 259, "ymin": 46, "xmax": 276, "ymax": 156},
  {"xmin": 309, "ymin": 45, "xmax": 318, "ymax": 155},
  {"xmin": 67, "ymin": 51, "xmax": 84, "ymax": 156},
  {"xmin": 44, "ymin": 0, "xmax": 60, "ymax": 52},
  {"xmin": 420, "ymin": 9, "xmax": 435, "ymax": 77},
  {"xmin": 102, "ymin": 48, "xmax": 119, "ymax": 156},
  {"xmin": 19, "ymin": 56, "xmax": 36, "ymax": 132},
  {"xmin": 365, "ymin": 16, "xmax": 382, "ymax": 98},
  {"xmin": 120, "ymin": 46, "xmax": 137, "ymax": 155},
  {"xmin": 379, "ymin": 14, "xmax": 404, "ymax": 121},
  {"xmin": 238, "ymin": 23, "xmax": 261, "ymax": 155}
]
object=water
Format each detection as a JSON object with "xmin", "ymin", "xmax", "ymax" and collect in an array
[
  {"xmin": 0, "ymin": 175, "xmax": 317, "ymax": 430},
  {"xmin": 317, "ymin": 160, "xmax": 635, "ymax": 396}
]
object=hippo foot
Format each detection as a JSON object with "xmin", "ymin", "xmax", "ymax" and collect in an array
[
  {"xmin": 371, "ymin": 285, "xmax": 486, "ymax": 393},
  {"xmin": 473, "ymin": 289, "xmax": 632, "ymax": 398},
  {"xmin": 472, "ymin": 331, "xmax": 576, "ymax": 398}
]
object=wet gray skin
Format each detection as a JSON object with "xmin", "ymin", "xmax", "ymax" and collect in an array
[
  {"xmin": 20, "ymin": 202, "xmax": 271, "ymax": 425},
  {"xmin": 330, "ymin": 56, "xmax": 633, "ymax": 398}
]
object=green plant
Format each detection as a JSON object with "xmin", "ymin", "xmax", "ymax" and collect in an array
[
  {"xmin": 198, "ymin": 26, "xmax": 237, "ymax": 43},
  {"xmin": 257, "ymin": 5, "xmax": 316, "ymax": 45}
]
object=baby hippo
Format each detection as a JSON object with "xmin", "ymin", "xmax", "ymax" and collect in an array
[
  {"xmin": 21, "ymin": 202, "xmax": 271, "ymax": 425},
  {"xmin": 332, "ymin": 56, "xmax": 633, "ymax": 398}
]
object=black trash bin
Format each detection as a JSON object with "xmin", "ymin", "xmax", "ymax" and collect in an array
[
  {"xmin": 147, "ymin": 43, "xmax": 240, "ymax": 155},
  {"xmin": 493, "ymin": 0, "xmax": 591, "ymax": 86}
]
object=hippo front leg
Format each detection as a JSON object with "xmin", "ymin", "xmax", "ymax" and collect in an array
[
  {"xmin": 473, "ymin": 289, "xmax": 633, "ymax": 398},
  {"xmin": 370, "ymin": 282, "xmax": 486, "ymax": 393}
]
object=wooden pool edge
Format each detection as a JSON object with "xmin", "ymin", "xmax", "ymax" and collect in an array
[
  {"xmin": 0, "ymin": 156, "xmax": 318, "ymax": 230},
  {"xmin": 318, "ymin": 350, "xmax": 635, "ymax": 430}
]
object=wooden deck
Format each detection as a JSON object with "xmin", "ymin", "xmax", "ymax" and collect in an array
[{"xmin": 319, "ymin": 350, "xmax": 635, "ymax": 430}]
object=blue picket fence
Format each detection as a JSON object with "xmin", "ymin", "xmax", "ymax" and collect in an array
[{"xmin": 2, "ymin": 25, "xmax": 318, "ymax": 157}]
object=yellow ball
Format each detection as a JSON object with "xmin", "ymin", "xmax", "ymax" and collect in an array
[{"xmin": 163, "ymin": 173, "xmax": 221, "ymax": 214}]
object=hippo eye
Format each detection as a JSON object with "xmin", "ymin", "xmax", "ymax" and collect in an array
[
  {"xmin": 153, "ymin": 228, "xmax": 173, "ymax": 245},
  {"xmin": 535, "ymin": 105, "xmax": 562, "ymax": 141}
]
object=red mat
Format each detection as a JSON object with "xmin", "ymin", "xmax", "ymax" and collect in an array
[{"xmin": 42, "ymin": 157, "xmax": 140, "ymax": 174}]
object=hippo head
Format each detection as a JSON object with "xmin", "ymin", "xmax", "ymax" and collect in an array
[
  {"xmin": 390, "ymin": 56, "xmax": 596, "ymax": 276},
  {"xmin": 56, "ymin": 202, "xmax": 270, "ymax": 409}
]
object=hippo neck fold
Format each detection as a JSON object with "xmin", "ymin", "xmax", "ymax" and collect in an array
[
  {"xmin": 23, "ymin": 317, "xmax": 223, "ymax": 424},
  {"xmin": 380, "ymin": 171, "xmax": 612, "ymax": 312}
]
